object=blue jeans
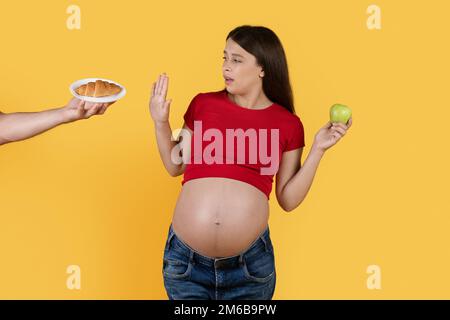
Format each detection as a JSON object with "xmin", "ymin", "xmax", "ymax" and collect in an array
[{"xmin": 162, "ymin": 223, "xmax": 276, "ymax": 300}]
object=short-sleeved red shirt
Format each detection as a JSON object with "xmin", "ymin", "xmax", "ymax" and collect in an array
[{"xmin": 181, "ymin": 89, "xmax": 305, "ymax": 200}]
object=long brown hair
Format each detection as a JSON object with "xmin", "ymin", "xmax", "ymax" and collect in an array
[{"xmin": 226, "ymin": 25, "xmax": 295, "ymax": 114}]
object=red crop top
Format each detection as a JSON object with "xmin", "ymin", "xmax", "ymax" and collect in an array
[{"xmin": 180, "ymin": 89, "xmax": 305, "ymax": 200}]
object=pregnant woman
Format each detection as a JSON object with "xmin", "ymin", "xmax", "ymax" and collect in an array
[{"xmin": 150, "ymin": 25, "xmax": 352, "ymax": 300}]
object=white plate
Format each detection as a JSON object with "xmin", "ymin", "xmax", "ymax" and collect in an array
[{"xmin": 69, "ymin": 78, "xmax": 126, "ymax": 103}]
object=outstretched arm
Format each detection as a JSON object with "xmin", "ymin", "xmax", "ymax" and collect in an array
[{"xmin": 0, "ymin": 98, "xmax": 113, "ymax": 145}]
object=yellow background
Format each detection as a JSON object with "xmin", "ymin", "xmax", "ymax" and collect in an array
[{"xmin": 1, "ymin": 0, "xmax": 449, "ymax": 299}]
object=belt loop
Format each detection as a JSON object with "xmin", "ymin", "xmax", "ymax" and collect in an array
[
  {"xmin": 166, "ymin": 227, "xmax": 175, "ymax": 249},
  {"xmin": 262, "ymin": 226, "xmax": 272, "ymax": 252},
  {"xmin": 238, "ymin": 253, "xmax": 244, "ymax": 266},
  {"xmin": 189, "ymin": 250, "xmax": 195, "ymax": 264},
  {"xmin": 260, "ymin": 235, "xmax": 269, "ymax": 252}
]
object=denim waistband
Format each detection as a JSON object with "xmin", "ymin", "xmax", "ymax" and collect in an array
[{"xmin": 166, "ymin": 223, "xmax": 272, "ymax": 269}]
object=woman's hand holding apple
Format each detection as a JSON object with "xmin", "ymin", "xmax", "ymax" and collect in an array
[{"xmin": 313, "ymin": 117, "xmax": 352, "ymax": 153}]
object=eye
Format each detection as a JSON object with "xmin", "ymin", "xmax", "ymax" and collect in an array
[{"xmin": 232, "ymin": 58, "xmax": 241, "ymax": 63}]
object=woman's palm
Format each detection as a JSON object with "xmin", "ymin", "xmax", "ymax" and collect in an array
[{"xmin": 150, "ymin": 73, "xmax": 171, "ymax": 123}]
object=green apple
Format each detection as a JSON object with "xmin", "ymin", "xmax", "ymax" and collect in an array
[{"xmin": 330, "ymin": 103, "xmax": 352, "ymax": 124}]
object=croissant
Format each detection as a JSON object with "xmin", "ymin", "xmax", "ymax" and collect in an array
[{"xmin": 75, "ymin": 80, "xmax": 122, "ymax": 97}]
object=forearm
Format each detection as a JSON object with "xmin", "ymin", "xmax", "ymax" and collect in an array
[
  {"xmin": 280, "ymin": 146, "xmax": 325, "ymax": 211},
  {"xmin": 154, "ymin": 120, "xmax": 183, "ymax": 177},
  {"xmin": 0, "ymin": 107, "xmax": 68, "ymax": 145}
]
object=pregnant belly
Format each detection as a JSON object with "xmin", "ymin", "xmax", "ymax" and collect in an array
[{"xmin": 171, "ymin": 177, "xmax": 270, "ymax": 258}]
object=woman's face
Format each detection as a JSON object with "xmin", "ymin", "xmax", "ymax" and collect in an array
[{"xmin": 222, "ymin": 38, "xmax": 264, "ymax": 95}]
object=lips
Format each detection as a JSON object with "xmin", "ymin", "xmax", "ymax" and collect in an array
[{"xmin": 224, "ymin": 76, "xmax": 234, "ymax": 84}]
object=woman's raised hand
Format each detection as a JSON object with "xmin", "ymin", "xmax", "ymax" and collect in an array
[{"xmin": 149, "ymin": 73, "xmax": 171, "ymax": 124}]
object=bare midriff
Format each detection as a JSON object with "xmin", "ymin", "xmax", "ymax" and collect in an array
[{"xmin": 172, "ymin": 177, "xmax": 270, "ymax": 258}]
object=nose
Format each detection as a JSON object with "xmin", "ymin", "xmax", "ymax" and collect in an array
[{"xmin": 222, "ymin": 60, "xmax": 231, "ymax": 73}]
